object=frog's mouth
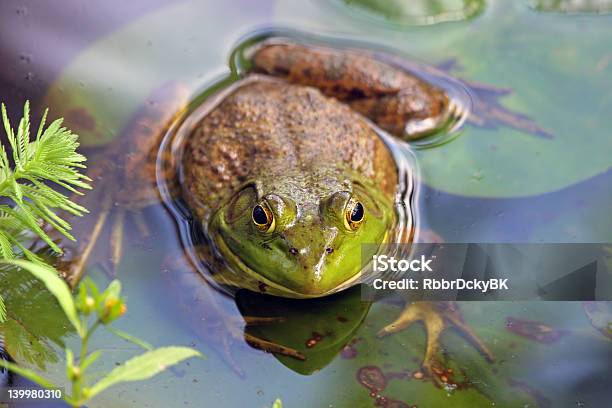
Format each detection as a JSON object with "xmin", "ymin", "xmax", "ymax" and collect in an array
[
  {"xmin": 213, "ymin": 232, "xmax": 366, "ymax": 299},
  {"xmin": 213, "ymin": 224, "xmax": 402, "ymax": 299}
]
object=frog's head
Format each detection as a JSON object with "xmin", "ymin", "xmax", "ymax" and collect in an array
[{"xmin": 208, "ymin": 169, "xmax": 395, "ymax": 298}]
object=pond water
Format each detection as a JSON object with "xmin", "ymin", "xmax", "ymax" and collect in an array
[{"xmin": 0, "ymin": 0, "xmax": 611, "ymax": 407}]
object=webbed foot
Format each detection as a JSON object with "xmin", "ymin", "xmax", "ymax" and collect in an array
[
  {"xmin": 437, "ymin": 58, "xmax": 553, "ymax": 138},
  {"xmin": 377, "ymin": 301, "xmax": 494, "ymax": 386}
]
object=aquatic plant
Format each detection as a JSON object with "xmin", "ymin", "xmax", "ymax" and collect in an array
[
  {"xmin": 0, "ymin": 260, "xmax": 201, "ymax": 407},
  {"xmin": 0, "ymin": 101, "xmax": 91, "ymax": 321},
  {"xmin": 0, "ymin": 103, "xmax": 201, "ymax": 406}
]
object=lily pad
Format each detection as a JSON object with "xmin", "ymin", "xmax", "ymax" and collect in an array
[
  {"xmin": 333, "ymin": 0, "xmax": 485, "ymax": 26},
  {"xmin": 528, "ymin": 0, "xmax": 612, "ymax": 13}
]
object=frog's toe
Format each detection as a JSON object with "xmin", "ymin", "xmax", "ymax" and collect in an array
[
  {"xmin": 378, "ymin": 302, "xmax": 493, "ymax": 386},
  {"xmin": 243, "ymin": 332, "xmax": 305, "ymax": 361},
  {"xmin": 109, "ymin": 208, "xmax": 126, "ymax": 273},
  {"xmin": 443, "ymin": 305, "xmax": 495, "ymax": 363},
  {"xmin": 62, "ymin": 194, "xmax": 113, "ymax": 287},
  {"xmin": 243, "ymin": 316, "xmax": 286, "ymax": 326},
  {"xmin": 376, "ymin": 300, "xmax": 430, "ymax": 337},
  {"xmin": 240, "ymin": 315, "xmax": 304, "ymax": 360}
]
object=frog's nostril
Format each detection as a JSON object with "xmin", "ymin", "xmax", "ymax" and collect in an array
[
  {"xmin": 326, "ymin": 247, "xmax": 334, "ymax": 254},
  {"xmin": 289, "ymin": 247, "xmax": 299, "ymax": 256}
]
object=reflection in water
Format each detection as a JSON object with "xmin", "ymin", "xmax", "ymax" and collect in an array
[{"xmin": 236, "ymin": 286, "xmax": 370, "ymax": 375}]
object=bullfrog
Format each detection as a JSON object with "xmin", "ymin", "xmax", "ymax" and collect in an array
[{"xmin": 55, "ymin": 35, "xmax": 549, "ymax": 383}]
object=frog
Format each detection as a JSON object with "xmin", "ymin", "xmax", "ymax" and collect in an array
[{"xmin": 52, "ymin": 36, "xmax": 550, "ymax": 383}]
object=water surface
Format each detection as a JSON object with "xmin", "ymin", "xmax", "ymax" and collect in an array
[{"xmin": 0, "ymin": 1, "xmax": 611, "ymax": 407}]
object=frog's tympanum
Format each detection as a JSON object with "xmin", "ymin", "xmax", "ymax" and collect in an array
[{"xmin": 56, "ymin": 35, "xmax": 548, "ymax": 383}]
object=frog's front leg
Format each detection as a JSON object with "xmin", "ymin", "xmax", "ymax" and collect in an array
[
  {"xmin": 378, "ymin": 301, "xmax": 494, "ymax": 386},
  {"xmin": 59, "ymin": 83, "xmax": 189, "ymax": 286},
  {"xmin": 252, "ymin": 42, "xmax": 457, "ymax": 140}
]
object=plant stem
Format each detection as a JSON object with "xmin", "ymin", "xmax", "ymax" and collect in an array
[{"xmin": 71, "ymin": 318, "xmax": 100, "ymax": 407}]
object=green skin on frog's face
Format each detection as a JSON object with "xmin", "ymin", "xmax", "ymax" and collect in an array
[{"xmin": 208, "ymin": 167, "xmax": 395, "ymax": 298}]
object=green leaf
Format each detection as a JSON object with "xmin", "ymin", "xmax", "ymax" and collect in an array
[
  {"xmin": 2, "ymin": 259, "xmax": 83, "ymax": 337},
  {"xmin": 84, "ymin": 277, "xmax": 100, "ymax": 305},
  {"xmin": 65, "ymin": 348, "xmax": 74, "ymax": 380},
  {"xmin": 15, "ymin": 101, "xmax": 31, "ymax": 169},
  {"xmin": 88, "ymin": 347, "xmax": 202, "ymax": 398},
  {"xmin": 0, "ymin": 294, "xmax": 5, "ymax": 322},
  {"xmin": 81, "ymin": 350, "xmax": 103, "ymax": 372},
  {"xmin": 0, "ymin": 358, "xmax": 57, "ymax": 389},
  {"xmin": 106, "ymin": 326, "xmax": 153, "ymax": 351},
  {"xmin": 272, "ymin": 399, "xmax": 283, "ymax": 408},
  {"xmin": 1, "ymin": 104, "xmax": 16, "ymax": 158},
  {"xmin": 0, "ymin": 101, "xmax": 90, "ymax": 254},
  {"xmin": 0, "ymin": 231, "xmax": 15, "ymax": 260},
  {"xmin": 102, "ymin": 280, "xmax": 122, "ymax": 300},
  {"xmin": 0, "ymin": 205, "xmax": 59, "ymax": 252},
  {"xmin": 35, "ymin": 108, "xmax": 48, "ymax": 143}
]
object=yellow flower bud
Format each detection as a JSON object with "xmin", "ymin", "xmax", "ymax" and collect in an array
[{"xmin": 68, "ymin": 365, "xmax": 81, "ymax": 381}]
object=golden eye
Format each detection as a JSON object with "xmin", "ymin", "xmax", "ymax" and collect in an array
[
  {"xmin": 252, "ymin": 204, "xmax": 275, "ymax": 232},
  {"xmin": 344, "ymin": 199, "xmax": 365, "ymax": 231}
]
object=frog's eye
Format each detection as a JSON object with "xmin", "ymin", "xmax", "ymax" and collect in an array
[
  {"xmin": 344, "ymin": 198, "xmax": 365, "ymax": 231},
  {"xmin": 252, "ymin": 203, "xmax": 275, "ymax": 233}
]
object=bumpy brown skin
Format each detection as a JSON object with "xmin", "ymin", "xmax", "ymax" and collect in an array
[
  {"xmin": 182, "ymin": 79, "xmax": 398, "ymax": 222},
  {"xmin": 252, "ymin": 43, "xmax": 449, "ymax": 137}
]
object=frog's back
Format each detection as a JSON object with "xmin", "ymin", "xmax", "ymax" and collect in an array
[{"xmin": 182, "ymin": 78, "xmax": 397, "ymax": 218}]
